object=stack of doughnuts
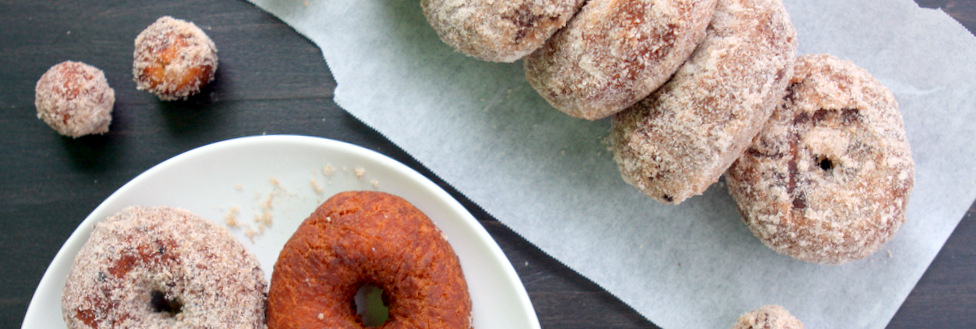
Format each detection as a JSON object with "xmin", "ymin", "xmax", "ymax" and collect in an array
[{"xmin": 423, "ymin": 0, "xmax": 914, "ymax": 264}]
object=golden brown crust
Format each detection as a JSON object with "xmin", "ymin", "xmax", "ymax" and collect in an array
[
  {"xmin": 35, "ymin": 61, "xmax": 115, "ymax": 138},
  {"xmin": 725, "ymin": 54, "xmax": 914, "ymax": 264},
  {"xmin": 267, "ymin": 191, "xmax": 471, "ymax": 328},
  {"xmin": 133, "ymin": 16, "xmax": 217, "ymax": 101},
  {"xmin": 524, "ymin": 0, "xmax": 717, "ymax": 120},
  {"xmin": 422, "ymin": 0, "xmax": 585, "ymax": 62},
  {"xmin": 731, "ymin": 305, "xmax": 804, "ymax": 329},
  {"xmin": 61, "ymin": 206, "xmax": 267, "ymax": 329},
  {"xmin": 610, "ymin": 0, "xmax": 797, "ymax": 204}
]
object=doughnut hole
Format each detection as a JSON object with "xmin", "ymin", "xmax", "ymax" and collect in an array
[
  {"xmin": 149, "ymin": 289, "xmax": 183, "ymax": 316},
  {"xmin": 353, "ymin": 283, "xmax": 389, "ymax": 327},
  {"xmin": 816, "ymin": 155, "xmax": 834, "ymax": 171},
  {"xmin": 34, "ymin": 61, "xmax": 115, "ymax": 138},
  {"xmin": 133, "ymin": 16, "xmax": 218, "ymax": 101}
]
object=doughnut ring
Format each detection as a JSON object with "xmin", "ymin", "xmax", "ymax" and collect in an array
[
  {"xmin": 725, "ymin": 54, "xmax": 914, "ymax": 264},
  {"xmin": 524, "ymin": 0, "xmax": 717, "ymax": 120},
  {"xmin": 61, "ymin": 206, "xmax": 267, "ymax": 329},
  {"xmin": 267, "ymin": 191, "xmax": 472, "ymax": 328},
  {"xmin": 610, "ymin": 0, "xmax": 797, "ymax": 204}
]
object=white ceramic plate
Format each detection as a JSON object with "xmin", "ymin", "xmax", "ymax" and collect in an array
[{"xmin": 23, "ymin": 135, "xmax": 540, "ymax": 329}]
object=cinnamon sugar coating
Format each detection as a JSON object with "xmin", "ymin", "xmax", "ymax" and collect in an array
[
  {"xmin": 422, "ymin": 0, "xmax": 585, "ymax": 62},
  {"xmin": 35, "ymin": 61, "xmax": 115, "ymax": 138},
  {"xmin": 725, "ymin": 54, "xmax": 914, "ymax": 264},
  {"xmin": 61, "ymin": 206, "xmax": 267, "ymax": 329},
  {"xmin": 267, "ymin": 191, "xmax": 471, "ymax": 328},
  {"xmin": 610, "ymin": 0, "xmax": 797, "ymax": 204},
  {"xmin": 524, "ymin": 0, "xmax": 717, "ymax": 120},
  {"xmin": 133, "ymin": 16, "xmax": 218, "ymax": 101},
  {"xmin": 731, "ymin": 305, "xmax": 804, "ymax": 329}
]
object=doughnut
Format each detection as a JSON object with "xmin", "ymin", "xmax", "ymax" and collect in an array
[
  {"xmin": 421, "ymin": 0, "xmax": 585, "ymax": 62},
  {"xmin": 34, "ymin": 61, "xmax": 115, "ymax": 138},
  {"xmin": 725, "ymin": 54, "xmax": 915, "ymax": 264},
  {"xmin": 610, "ymin": 0, "xmax": 797, "ymax": 204},
  {"xmin": 524, "ymin": 0, "xmax": 717, "ymax": 120},
  {"xmin": 267, "ymin": 191, "xmax": 471, "ymax": 328},
  {"xmin": 133, "ymin": 16, "xmax": 218, "ymax": 101},
  {"xmin": 731, "ymin": 305, "xmax": 804, "ymax": 329},
  {"xmin": 61, "ymin": 206, "xmax": 267, "ymax": 329}
]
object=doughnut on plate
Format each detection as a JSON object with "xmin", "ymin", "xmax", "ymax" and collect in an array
[{"xmin": 23, "ymin": 135, "xmax": 539, "ymax": 329}]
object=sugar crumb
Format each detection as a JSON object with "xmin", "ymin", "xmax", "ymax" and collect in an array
[
  {"xmin": 234, "ymin": 184, "xmax": 243, "ymax": 191},
  {"xmin": 261, "ymin": 192, "xmax": 275, "ymax": 210},
  {"xmin": 244, "ymin": 225, "xmax": 258, "ymax": 243},
  {"xmin": 323, "ymin": 164, "xmax": 336, "ymax": 176},
  {"xmin": 354, "ymin": 167, "xmax": 366, "ymax": 179},
  {"xmin": 370, "ymin": 180, "xmax": 379, "ymax": 189},
  {"xmin": 254, "ymin": 210, "xmax": 273, "ymax": 227},
  {"xmin": 311, "ymin": 178, "xmax": 323, "ymax": 194},
  {"xmin": 224, "ymin": 206, "xmax": 240, "ymax": 227}
]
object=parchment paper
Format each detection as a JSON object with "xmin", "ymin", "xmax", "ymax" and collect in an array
[{"xmin": 243, "ymin": 0, "xmax": 976, "ymax": 327}]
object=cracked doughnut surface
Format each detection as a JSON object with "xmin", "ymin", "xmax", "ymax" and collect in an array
[
  {"xmin": 610, "ymin": 0, "xmax": 797, "ymax": 204},
  {"xmin": 725, "ymin": 54, "xmax": 914, "ymax": 264}
]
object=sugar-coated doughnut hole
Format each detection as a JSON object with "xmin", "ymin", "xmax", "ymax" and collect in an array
[
  {"xmin": 731, "ymin": 305, "xmax": 804, "ymax": 329},
  {"xmin": 34, "ymin": 61, "xmax": 115, "ymax": 138},
  {"xmin": 133, "ymin": 16, "xmax": 217, "ymax": 101}
]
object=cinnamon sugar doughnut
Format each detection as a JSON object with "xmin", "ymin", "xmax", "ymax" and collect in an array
[
  {"xmin": 422, "ymin": 0, "xmax": 585, "ymax": 62},
  {"xmin": 610, "ymin": 0, "xmax": 797, "ymax": 204},
  {"xmin": 61, "ymin": 206, "xmax": 267, "ymax": 329},
  {"xmin": 524, "ymin": 0, "xmax": 717, "ymax": 120},
  {"xmin": 133, "ymin": 16, "xmax": 218, "ymax": 101},
  {"xmin": 725, "ymin": 54, "xmax": 915, "ymax": 264},
  {"xmin": 731, "ymin": 305, "xmax": 804, "ymax": 329},
  {"xmin": 35, "ymin": 61, "xmax": 115, "ymax": 138},
  {"xmin": 267, "ymin": 191, "xmax": 471, "ymax": 328}
]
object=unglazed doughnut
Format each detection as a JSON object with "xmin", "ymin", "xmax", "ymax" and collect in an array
[
  {"xmin": 524, "ymin": 0, "xmax": 717, "ymax": 120},
  {"xmin": 725, "ymin": 54, "xmax": 914, "ymax": 264},
  {"xmin": 421, "ymin": 0, "xmax": 585, "ymax": 62},
  {"xmin": 731, "ymin": 305, "xmax": 804, "ymax": 329},
  {"xmin": 61, "ymin": 206, "xmax": 267, "ymax": 329},
  {"xmin": 267, "ymin": 191, "xmax": 471, "ymax": 328},
  {"xmin": 610, "ymin": 0, "xmax": 796, "ymax": 204},
  {"xmin": 35, "ymin": 61, "xmax": 115, "ymax": 138},
  {"xmin": 133, "ymin": 16, "xmax": 218, "ymax": 101}
]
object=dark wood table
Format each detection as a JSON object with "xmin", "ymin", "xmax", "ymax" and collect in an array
[{"xmin": 2, "ymin": 0, "xmax": 973, "ymax": 327}]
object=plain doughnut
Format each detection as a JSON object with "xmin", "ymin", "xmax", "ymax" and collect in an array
[
  {"xmin": 725, "ymin": 54, "xmax": 915, "ymax": 264},
  {"xmin": 610, "ymin": 0, "xmax": 797, "ymax": 204},
  {"xmin": 267, "ymin": 191, "xmax": 472, "ymax": 328}
]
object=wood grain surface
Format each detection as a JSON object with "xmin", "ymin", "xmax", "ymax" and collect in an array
[{"xmin": 1, "ymin": 0, "xmax": 973, "ymax": 328}]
